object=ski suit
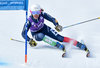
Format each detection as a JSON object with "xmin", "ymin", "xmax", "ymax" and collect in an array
[{"xmin": 21, "ymin": 12, "xmax": 87, "ymax": 50}]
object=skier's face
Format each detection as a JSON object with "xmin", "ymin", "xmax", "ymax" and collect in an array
[
  {"xmin": 31, "ymin": 10, "xmax": 41, "ymax": 19},
  {"xmin": 33, "ymin": 14, "xmax": 39, "ymax": 19}
]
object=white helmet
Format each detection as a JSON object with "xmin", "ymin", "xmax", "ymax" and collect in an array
[{"xmin": 30, "ymin": 4, "xmax": 41, "ymax": 11}]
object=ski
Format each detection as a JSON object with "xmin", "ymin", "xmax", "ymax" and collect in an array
[
  {"xmin": 62, "ymin": 50, "xmax": 91, "ymax": 58},
  {"xmin": 62, "ymin": 52, "xmax": 66, "ymax": 58},
  {"xmin": 86, "ymin": 50, "xmax": 90, "ymax": 57}
]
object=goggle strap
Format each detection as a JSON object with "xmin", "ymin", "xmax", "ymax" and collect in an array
[{"xmin": 30, "ymin": 9, "xmax": 32, "ymax": 14}]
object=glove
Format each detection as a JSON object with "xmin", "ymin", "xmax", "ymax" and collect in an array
[
  {"xmin": 29, "ymin": 39, "xmax": 37, "ymax": 47},
  {"xmin": 55, "ymin": 25, "xmax": 63, "ymax": 32}
]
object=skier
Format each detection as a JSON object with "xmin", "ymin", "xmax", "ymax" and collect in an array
[{"xmin": 22, "ymin": 4, "xmax": 90, "ymax": 57}]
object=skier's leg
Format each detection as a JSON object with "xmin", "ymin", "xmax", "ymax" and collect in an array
[
  {"xmin": 45, "ymin": 26, "xmax": 88, "ymax": 52},
  {"xmin": 34, "ymin": 33, "xmax": 44, "ymax": 41},
  {"xmin": 34, "ymin": 33, "xmax": 65, "ymax": 52},
  {"xmin": 63, "ymin": 37, "xmax": 89, "ymax": 51}
]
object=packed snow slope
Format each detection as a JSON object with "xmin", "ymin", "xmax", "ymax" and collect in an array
[{"xmin": 0, "ymin": 0, "xmax": 100, "ymax": 68}]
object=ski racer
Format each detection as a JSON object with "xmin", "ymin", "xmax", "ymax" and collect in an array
[{"xmin": 21, "ymin": 4, "xmax": 90, "ymax": 57}]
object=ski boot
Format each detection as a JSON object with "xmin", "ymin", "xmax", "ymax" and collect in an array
[
  {"xmin": 77, "ymin": 42, "xmax": 90, "ymax": 57},
  {"xmin": 55, "ymin": 42, "xmax": 65, "ymax": 51},
  {"xmin": 55, "ymin": 42, "xmax": 66, "ymax": 57}
]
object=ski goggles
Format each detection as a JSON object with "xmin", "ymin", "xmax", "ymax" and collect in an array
[{"xmin": 30, "ymin": 10, "xmax": 41, "ymax": 15}]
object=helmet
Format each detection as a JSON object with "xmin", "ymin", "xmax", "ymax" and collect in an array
[
  {"xmin": 30, "ymin": 4, "xmax": 41, "ymax": 15},
  {"xmin": 30, "ymin": 4, "xmax": 41, "ymax": 11}
]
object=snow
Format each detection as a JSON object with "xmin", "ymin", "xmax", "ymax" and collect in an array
[{"xmin": 0, "ymin": 0, "xmax": 100, "ymax": 68}]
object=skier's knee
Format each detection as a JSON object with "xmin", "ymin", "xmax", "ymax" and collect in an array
[
  {"xmin": 35, "ymin": 33, "xmax": 45, "ymax": 41},
  {"xmin": 56, "ymin": 35, "xmax": 64, "ymax": 42}
]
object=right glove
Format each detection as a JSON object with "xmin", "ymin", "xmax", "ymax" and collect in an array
[
  {"xmin": 29, "ymin": 39, "xmax": 37, "ymax": 47},
  {"xmin": 55, "ymin": 25, "xmax": 63, "ymax": 32}
]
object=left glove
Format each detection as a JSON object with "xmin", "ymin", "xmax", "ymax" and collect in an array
[
  {"xmin": 55, "ymin": 25, "xmax": 63, "ymax": 32},
  {"xmin": 29, "ymin": 39, "xmax": 37, "ymax": 47}
]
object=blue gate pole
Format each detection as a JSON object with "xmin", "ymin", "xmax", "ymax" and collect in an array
[
  {"xmin": 25, "ymin": 11, "xmax": 28, "ymax": 63},
  {"xmin": 25, "ymin": 0, "xmax": 28, "ymax": 63}
]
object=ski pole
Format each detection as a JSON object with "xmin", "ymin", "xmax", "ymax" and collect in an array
[
  {"xmin": 62, "ymin": 17, "xmax": 100, "ymax": 29},
  {"xmin": 10, "ymin": 38, "xmax": 25, "ymax": 43}
]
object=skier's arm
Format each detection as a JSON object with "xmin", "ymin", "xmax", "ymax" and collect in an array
[
  {"xmin": 21, "ymin": 21, "xmax": 31, "ymax": 41},
  {"xmin": 42, "ymin": 12, "xmax": 62, "ymax": 32},
  {"xmin": 42, "ymin": 12, "xmax": 59, "ymax": 26}
]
